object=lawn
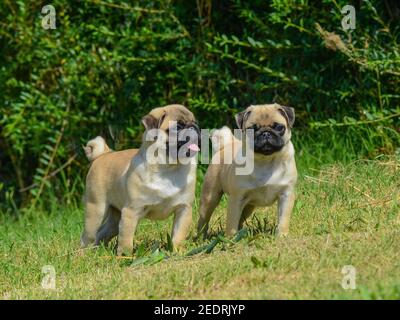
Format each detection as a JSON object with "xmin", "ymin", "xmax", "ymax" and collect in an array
[{"xmin": 1, "ymin": 157, "xmax": 399, "ymax": 299}]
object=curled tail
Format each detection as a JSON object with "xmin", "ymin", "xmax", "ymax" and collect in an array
[
  {"xmin": 210, "ymin": 126, "xmax": 235, "ymax": 153},
  {"xmin": 83, "ymin": 136, "xmax": 111, "ymax": 162}
]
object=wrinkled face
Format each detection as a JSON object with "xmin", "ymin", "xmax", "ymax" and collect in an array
[
  {"xmin": 235, "ymin": 104, "xmax": 295, "ymax": 156},
  {"xmin": 142, "ymin": 104, "xmax": 201, "ymax": 158}
]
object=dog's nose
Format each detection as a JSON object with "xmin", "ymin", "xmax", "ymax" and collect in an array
[{"xmin": 262, "ymin": 131, "xmax": 272, "ymax": 139}]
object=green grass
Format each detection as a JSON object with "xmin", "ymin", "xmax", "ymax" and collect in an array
[{"xmin": 1, "ymin": 157, "xmax": 399, "ymax": 299}]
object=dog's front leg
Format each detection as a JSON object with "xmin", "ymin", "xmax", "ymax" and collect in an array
[
  {"xmin": 172, "ymin": 205, "xmax": 192, "ymax": 248},
  {"xmin": 225, "ymin": 197, "xmax": 243, "ymax": 237},
  {"xmin": 277, "ymin": 189, "xmax": 295, "ymax": 237},
  {"xmin": 117, "ymin": 207, "xmax": 142, "ymax": 256}
]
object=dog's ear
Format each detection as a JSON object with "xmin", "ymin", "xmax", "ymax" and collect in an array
[
  {"xmin": 142, "ymin": 111, "xmax": 167, "ymax": 130},
  {"xmin": 141, "ymin": 114, "xmax": 158, "ymax": 130},
  {"xmin": 157, "ymin": 111, "xmax": 167, "ymax": 128},
  {"xmin": 278, "ymin": 106, "xmax": 295, "ymax": 128},
  {"xmin": 235, "ymin": 110, "xmax": 251, "ymax": 129}
]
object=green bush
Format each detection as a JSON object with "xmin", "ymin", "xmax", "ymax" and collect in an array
[{"xmin": 0, "ymin": 0, "xmax": 399, "ymax": 211}]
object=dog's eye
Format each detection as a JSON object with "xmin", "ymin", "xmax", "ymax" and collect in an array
[
  {"xmin": 176, "ymin": 121, "xmax": 185, "ymax": 130},
  {"xmin": 273, "ymin": 123, "xmax": 285, "ymax": 132}
]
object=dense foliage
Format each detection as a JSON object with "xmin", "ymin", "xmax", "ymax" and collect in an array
[{"xmin": 1, "ymin": 0, "xmax": 399, "ymax": 211}]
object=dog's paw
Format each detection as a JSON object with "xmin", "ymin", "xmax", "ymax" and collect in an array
[
  {"xmin": 192, "ymin": 232, "xmax": 206, "ymax": 242},
  {"xmin": 171, "ymin": 242, "xmax": 188, "ymax": 255},
  {"xmin": 117, "ymin": 246, "xmax": 133, "ymax": 257},
  {"xmin": 276, "ymin": 230, "xmax": 289, "ymax": 238},
  {"xmin": 80, "ymin": 234, "xmax": 95, "ymax": 248}
]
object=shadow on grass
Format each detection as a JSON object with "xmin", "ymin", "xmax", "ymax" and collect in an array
[{"xmin": 99, "ymin": 215, "xmax": 277, "ymax": 267}]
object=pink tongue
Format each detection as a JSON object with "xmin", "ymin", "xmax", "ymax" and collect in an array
[{"xmin": 188, "ymin": 144, "xmax": 200, "ymax": 152}]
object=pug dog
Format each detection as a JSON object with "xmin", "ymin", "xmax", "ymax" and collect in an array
[
  {"xmin": 81, "ymin": 104, "xmax": 201, "ymax": 255},
  {"xmin": 197, "ymin": 103, "xmax": 297, "ymax": 238}
]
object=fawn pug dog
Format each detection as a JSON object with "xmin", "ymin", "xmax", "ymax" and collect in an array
[
  {"xmin": 198, "ymin": 103, "xmax": 297, "ymax": 238},
  {"xmin": 81, "ymin": 104, "xmax": 200, "ymax": 255}
]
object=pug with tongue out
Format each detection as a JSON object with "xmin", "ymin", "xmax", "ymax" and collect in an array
[{"xmin": 81, "ymin": 104, "xmax": 200, "ymax": 256}]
